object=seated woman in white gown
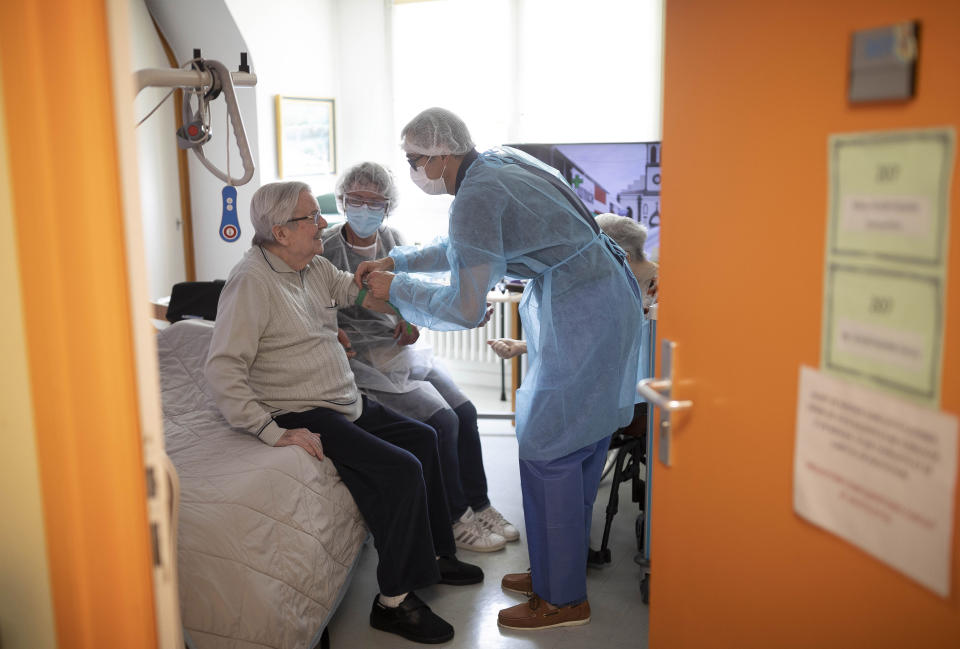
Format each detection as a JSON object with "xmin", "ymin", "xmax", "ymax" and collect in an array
[{"xmin": 322, "ymin": 161, "xmax": 518, "ymax": 552}]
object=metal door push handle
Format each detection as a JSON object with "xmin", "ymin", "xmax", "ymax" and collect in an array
[{"xmin": 637, "ymin": 378, "xmax": 693, "ymax": 411}]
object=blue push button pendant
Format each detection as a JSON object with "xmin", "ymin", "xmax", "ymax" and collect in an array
[{"xmin": 220, "ymin": 185, "xmax": 241, "ymax": 242}]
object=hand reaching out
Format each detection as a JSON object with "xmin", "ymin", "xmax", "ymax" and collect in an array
[
  {"xmin": 364, "ymin": 271, "xmax": 394, "ymax": 300},
  {"xmin": 354, "ymin": 256, "xmax": 395, "ymax": 288},
  {"xmin": 487, "ymin": 338, "xmax": 527, "ymax": 360}
]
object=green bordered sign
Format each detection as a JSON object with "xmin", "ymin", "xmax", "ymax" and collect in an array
[{"xmin": 822, "ymin": 128, "xmax": 955, "ymax": 406}]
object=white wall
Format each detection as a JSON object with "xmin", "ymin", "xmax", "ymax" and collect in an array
[
  {"xmin": 515, "ymin": 0, "xmax": 663, "ymax": 143},
  {"xmin": 226, "ymin": 0, "xmax": 337, "ymax": 193},
  {"xmin": 143, "ymin": 0, "xmax": 396, "ymax": 281},
  {"xmin": 130, "ymin": 0, "xmax": 185, "ymax": 299},
  {"xmin": 333, "ymin": 0, "xmax": 396, "ymax": 178},
  {"xmin": 387, "ymin": 0, "xmax": 517, "ymax": 245},
  {"xmin": 230, "ymin": 0, "xmax": 396, "ymax": 199},
  {"xmin": 146, "ymin": 0, "xmax": 263, "ymax": 281}
]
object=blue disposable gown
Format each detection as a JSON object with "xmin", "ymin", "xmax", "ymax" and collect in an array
[{"xmin": 389, "ymin": 147, "xmax": 645, "ymax": 461}]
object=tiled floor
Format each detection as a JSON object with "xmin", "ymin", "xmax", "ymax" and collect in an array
[{"xmin": 324, "ymin": 398, "xmax": 649, "ymax": 649}]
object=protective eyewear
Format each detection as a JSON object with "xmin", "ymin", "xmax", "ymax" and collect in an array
[
  {"xmin": 406, "ymin": 154, "xmax": 430, "ymax": 171},
  {"xmin": 287, "ymin": 210, "xmax": 321, "ymax": 226},
  {"xmin": 344, "ymin": 195, "xmax": 389, "ymax": 210}
]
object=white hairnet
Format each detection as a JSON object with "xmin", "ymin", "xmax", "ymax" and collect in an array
[
  {"xmin": 335, "ymin": 161, "xmax": 399, "ymax": 216},
  {"xmin": 400, "ymin": 107, "xmax": 475, "ymax": 156}
]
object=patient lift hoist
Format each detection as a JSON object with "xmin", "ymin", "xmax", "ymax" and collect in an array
[{"xmin": 135, "ymin": 52, "xmax": 256, "ymax": 241}]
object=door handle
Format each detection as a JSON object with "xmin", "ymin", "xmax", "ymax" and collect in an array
[
  {"xmin": 639, "ymin": 339, "xmax": 692, "ymax": 466},
  {"xmin": 637, "ymin": 378, "xmax": 693, "ymax": 412}
]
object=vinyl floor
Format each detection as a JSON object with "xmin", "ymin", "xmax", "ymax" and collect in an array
[{"xmin": 324, "ymin": 408, "xmax": 649, "ymax": 649}]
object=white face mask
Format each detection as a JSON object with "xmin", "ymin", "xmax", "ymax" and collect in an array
[{"xmin": 410, "ymin": 157, "xmax": 448, "ymax": 195}]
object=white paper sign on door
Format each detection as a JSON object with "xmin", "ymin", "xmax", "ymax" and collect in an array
[{"xmin": 794, "ymin": 365, "xmax": 958, "ymax": 596}]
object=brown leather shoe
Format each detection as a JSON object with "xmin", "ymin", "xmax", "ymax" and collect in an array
[
  {"xmin": 501, "ymin": 571, "xmax": 533, "ymax": 596},
  {"xmin": 497, "ymin": 594, "xmax": 591, "ymax": 630}
]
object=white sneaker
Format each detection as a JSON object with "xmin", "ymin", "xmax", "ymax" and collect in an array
[
  {"xmin": 474, "ymin": 505, "xmax": 520, "ymax": 542},
  {"xmin": 452, "ymin": 509, "xmax": 506, "ymax": 552}
]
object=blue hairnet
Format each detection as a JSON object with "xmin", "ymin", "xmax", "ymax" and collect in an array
[{"xmin": 400, "ymin": 107, "xmax": 475, "ymax": 156}]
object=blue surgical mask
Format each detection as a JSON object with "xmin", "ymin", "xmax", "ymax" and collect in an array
[{"xmin": 345, "ymin": 204, "xmax": 385, "ymax": 238}]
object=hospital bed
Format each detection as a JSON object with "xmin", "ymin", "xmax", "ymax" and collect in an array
[{"xmin": 156, "ymin": 319, "xmax": 368, "ymax": 649}]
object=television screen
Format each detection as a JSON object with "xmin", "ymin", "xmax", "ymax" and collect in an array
[{"xmin": 504, "ymin": 142, "xmax": 661, "ymax": 261}]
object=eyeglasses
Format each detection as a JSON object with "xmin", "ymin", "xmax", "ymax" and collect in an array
[
  {"xmin": 287, "ymin": 210, "xmax": 321, "ymax": 226},
  {"xmin": 344, "ymin": 194, "xmax": 389, "ymax": 210},
  {"xmin": 406, "ymin": 154, "xmax": 429, "ymax": 171}
]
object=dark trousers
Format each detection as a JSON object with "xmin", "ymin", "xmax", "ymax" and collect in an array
[
  {"xmin": 424, "ymin": 401, "xmax": 490, "ymax": 522},
  {"xmin": 275, "ymin": 396, "xmax": 456, "ymax": 596}
]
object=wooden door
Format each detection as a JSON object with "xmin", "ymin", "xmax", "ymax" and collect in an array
[
  {"xmin": 652, "ymin": 1, "xmax": 960, "ymax": 647},
  {"xmin": 0, "ymin": 1, "xmax": 159, "ymax": 647}
]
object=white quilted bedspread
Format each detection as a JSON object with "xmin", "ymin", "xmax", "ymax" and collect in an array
[{"xmin": 157, "ymin": 320, "xmax": 367, "ymax": 649}]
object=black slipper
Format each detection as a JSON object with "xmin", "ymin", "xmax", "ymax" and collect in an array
[
  {"xmin": 369, "ymin": 592, "xmax": 454, "ymax": 644},
  {"xmin": 437, "ymin": 555, "xmax": 483, "ymax": 585}
]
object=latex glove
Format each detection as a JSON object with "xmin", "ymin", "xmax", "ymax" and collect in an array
[
  {"xmin": 276, "ymin": 428, "xmax": 324, "ymax": 460},
  {"xmin": 337, "ymin": 328, "xmax": 357, "ymax": 358},
  {"xmin": 487, "ymin": 338, "xmax": 526, "ymax": 359},
  {"xmin": 393, "ymin": 321, "xmax": 419, "ymax": 346},
  {"xmin": 354, "ymin": 256, "xmax": 395, "ymax": 288},
  {"xmin": 365, "ymin": 271, "xmax": 394, "ymax": 300}
]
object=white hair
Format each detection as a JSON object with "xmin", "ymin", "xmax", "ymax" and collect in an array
[
  {"xmin": 595, "ymin": 213, "xmax": 647, "ymax": 261},
  {"xmin": 250, "ymin": 181, "xmax": 312, "ymax": 245}
]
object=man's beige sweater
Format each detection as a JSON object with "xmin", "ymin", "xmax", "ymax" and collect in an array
[{"xmin": 205, "ymin": 245, "xmax": 361, "ymax": 445}]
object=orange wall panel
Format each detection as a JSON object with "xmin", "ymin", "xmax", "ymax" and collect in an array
[
  {"xmin": 655, "ymin": 0, "xmax": 959, "ymax": 646},
  {"xmin": 0, "ymin": 1, "xmax": 158, "ymax": 648}
]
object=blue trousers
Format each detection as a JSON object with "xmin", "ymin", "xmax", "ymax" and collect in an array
[
  {"xmin": 275, "ymin": 396, "xmax": 455, "ymax": 596},
  {"xmin": 520, "ymin": 436, "xmax": 610, "ymax": 607}
]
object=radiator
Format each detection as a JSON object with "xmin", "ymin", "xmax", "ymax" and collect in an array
[{"xmin": 418, "ymin": 303, "xmax": 514, "ymax": 389}]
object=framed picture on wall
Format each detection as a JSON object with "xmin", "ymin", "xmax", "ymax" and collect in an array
[{"xmin": 275, "ymin": 96, "xmax": 336, "ymax": 177}]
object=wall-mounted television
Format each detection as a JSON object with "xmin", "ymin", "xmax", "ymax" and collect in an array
[{"xmin": 505, "ymin": 142, "xmax": 662, "ymax": 261}]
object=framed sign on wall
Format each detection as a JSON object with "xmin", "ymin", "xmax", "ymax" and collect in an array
[{"xmin": 275, "ymin": 96, "xmax": 336, "ymax": 177}]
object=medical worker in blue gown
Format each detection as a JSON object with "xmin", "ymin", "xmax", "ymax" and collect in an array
[{"xmin": 355, "ymin": 107, "xmax": 645, "ymax": 631}]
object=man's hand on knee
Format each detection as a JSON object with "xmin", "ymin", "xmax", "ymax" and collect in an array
[{"xmin": 276, "ymin": 428, "xmax": 324, "ymax": 460}]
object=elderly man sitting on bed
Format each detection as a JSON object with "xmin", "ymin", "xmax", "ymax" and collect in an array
[{"xmin": 205, "ymin": 181, "xmax": 481, "ymax": 645}]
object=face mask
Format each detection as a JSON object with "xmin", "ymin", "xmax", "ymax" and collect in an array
[
  {"xmin": 344, "ymin": 204, "xmax": 386, "ymax": 238},
  {"xmin": 410, "ymin": 157, "xmax": 448, "ymax": 195}
]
